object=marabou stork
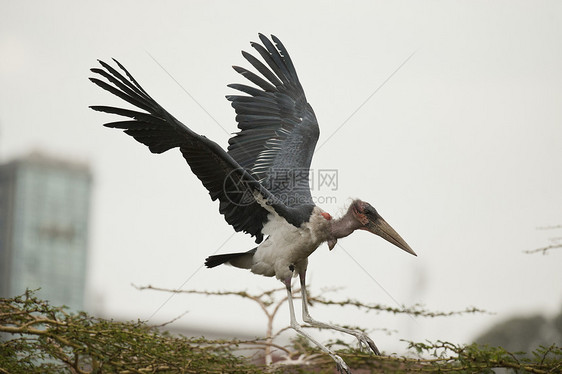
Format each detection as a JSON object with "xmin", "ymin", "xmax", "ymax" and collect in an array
[{"xmin": 90, "ymin": 34, "xmax": 416, "ymax": 373}]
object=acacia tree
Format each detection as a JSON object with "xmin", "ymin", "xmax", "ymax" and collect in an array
[{"xmin": 1, "ymin": 289, "xmax": 560, "ymax": 373}]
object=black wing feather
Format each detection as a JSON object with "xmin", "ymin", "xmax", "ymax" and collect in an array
[
  {"xmin": 90, "ymin": 73, "xmax": 152, "ymax": 113},
  {"xmin": 271, "ymin": 35, "xmax": 300, "ymax": 83},
  {"xmin": 241, "ymin": 51, "xmax": 283, "ymax": 87},
  {"xmin": 91, "ymin": 34, "xmax": 319, "ymax": 242},
  {"xmin": 232, "ymin": 66, "xmax": 276, "ymax": 92},
  {"xmin": 227, "ymin": 34, "xmax": 319, "ymax": 207},
  {"xmin": 90, "ymin": 59, "xmax": 286, "ymax": 243},
  {"xmin": 257, "ymin": 34, "xmax": 290, "ymax": 83}
]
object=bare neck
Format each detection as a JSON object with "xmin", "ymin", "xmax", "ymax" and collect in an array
[{"xmin": 331, "ymin": 211, "xmax": 361, "ymax": 239}]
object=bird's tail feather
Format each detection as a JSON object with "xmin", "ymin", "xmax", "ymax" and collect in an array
[{"xmin": 205, "ymin": 248, "xmax": 256, "ymax": 269}]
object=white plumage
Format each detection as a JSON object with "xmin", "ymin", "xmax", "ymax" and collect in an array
[{"xmin": 252, "ymin": 206, "xmax": 331, "ymax": 280}]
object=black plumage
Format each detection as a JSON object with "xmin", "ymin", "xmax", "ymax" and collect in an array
[
  {"xmin": 227, "ymin": 34, "xmax": 319, "ymax": 208},
  {"xmin": 90, "ymin": 34, "xmax": 320, "ymax": 243}
]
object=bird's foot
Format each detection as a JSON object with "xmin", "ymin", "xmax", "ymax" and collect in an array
[
  {"xmin": 276, "ymin": 352, "xmax": 351, "ymax": 373},
  {"xmin": 355, "ymin": 332, "xmax": 381, "ymax": 355},
  {"xmin": 333, "ymin": 354, "xmax": 352, "ymax": 374}
]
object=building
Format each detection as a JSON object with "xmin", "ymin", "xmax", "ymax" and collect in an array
[{"xmin": 0, "ymin": 152, "xmax": 92, "ymax": 311}]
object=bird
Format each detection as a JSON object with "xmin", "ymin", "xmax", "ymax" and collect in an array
[{"xmin": 90, "ymin": 33, "xmax": 416, "ymax": 373}]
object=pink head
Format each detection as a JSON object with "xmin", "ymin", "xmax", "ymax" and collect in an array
[{"xmin": 328, "ymin": 199, "xmax": 416, "ymax": 256}]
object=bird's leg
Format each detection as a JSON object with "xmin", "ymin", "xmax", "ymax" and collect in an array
[
  {"xmin": 299, "ymin": 270, "xmax": 381, "ymax": 355},
  {"xmin": 283, "ymin": 277, "xmax": 351, "ymax": 374}
]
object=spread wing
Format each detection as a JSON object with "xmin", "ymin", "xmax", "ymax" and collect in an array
[
  {"xmin": 227, "ymin": 34, "xmax": 319, "ymax": 207},
  {"xmin": 90, "ymin": 59, "xmax": 282, "ymax": 243}
]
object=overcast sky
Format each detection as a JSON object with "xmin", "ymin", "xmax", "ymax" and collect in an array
[{"xmin": 2, "ymin": 1, "xmax": 561, "ymax": 353}]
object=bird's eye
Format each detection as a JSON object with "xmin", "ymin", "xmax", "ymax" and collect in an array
[{"xmin": 365, "ymin": 205, "xmax": 377, "ymax": 216}]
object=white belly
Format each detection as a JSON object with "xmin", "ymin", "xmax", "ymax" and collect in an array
[{"xmin": 251, "ymin": 210, "xmax": 329, "ymax": 281}]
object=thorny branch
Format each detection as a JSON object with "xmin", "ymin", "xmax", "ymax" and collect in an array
[
  {"xmin": 1, "ymin": 289, "xmax": 560, "ymax": 373},
  {"xmin": 526, "ymin": 224, "xmax": 562, "ymax": 254},
  {"xmin": 134, "ymin": 284, "xmax": 488, "ymax": 366},
  {"xmin": 525, "ymin": 243, "xmax": 562, "ymax": 255}
]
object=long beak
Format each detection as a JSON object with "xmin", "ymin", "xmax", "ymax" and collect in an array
[{"xmin": 365, "ymin": 216, "xmax": 417, "ymax": 256}]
